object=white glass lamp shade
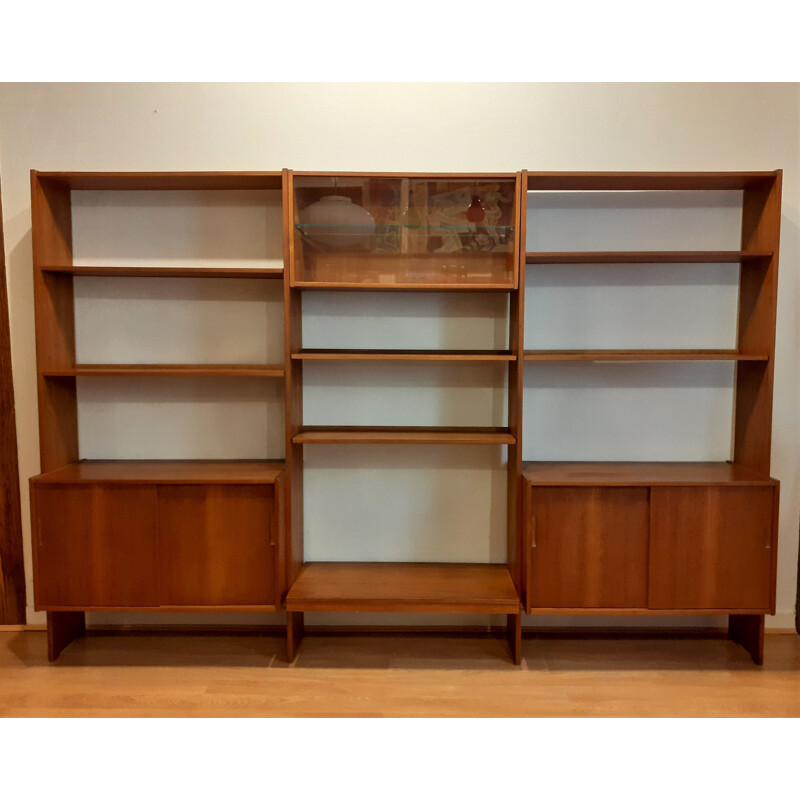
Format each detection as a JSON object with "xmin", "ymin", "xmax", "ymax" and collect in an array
[{"xmin": 300, "ymin": 195, "xmax": 376, "ymax": 251}]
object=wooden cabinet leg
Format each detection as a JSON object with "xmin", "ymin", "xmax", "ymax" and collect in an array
[
  {"xmin": 47, "ymin": 611, "xmax": 85, "ymax": 661},
  {"xmin": 286, "ymin": 611, "xmax": 304, "ymax": 662},
  {"xmin": 507, "ymin": 612, "xmax": 522, "ymax": 665},
  {"xmin": 728, "ymin": 614, "xmax": 765, "ymax": 665}
]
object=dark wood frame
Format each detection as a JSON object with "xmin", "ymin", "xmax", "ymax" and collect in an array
[{"xmin": 0, "ymin": 176, "xmax": 27, "ymax": 624}]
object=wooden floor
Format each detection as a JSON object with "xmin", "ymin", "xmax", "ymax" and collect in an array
[{"xmin": 1, "ymin": 630, "xmax": 798, "ymax": 717}]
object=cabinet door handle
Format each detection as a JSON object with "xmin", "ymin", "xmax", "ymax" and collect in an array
[
  {"xmin": 269, "ymin": 491, "xmax": 277, "ymax": 547},
  {"xmin": 530, "ymin": 514, "xmax": 536, "ymax": 548}
]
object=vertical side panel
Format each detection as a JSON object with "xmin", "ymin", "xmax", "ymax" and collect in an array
[
  {"xmin": 507, "ymin": 172, "xmax": 526, "ymax": 598},
  {"xmin": 31, "ymin": 173, "xmax": 78, "ymax": 472},
  {"xmin": 734, "ymin": 172, "xmax": 781, "ymax": 474},
  {"xmin": 283, "ymin": 170, "xmax": 304, "ymax": 596}
]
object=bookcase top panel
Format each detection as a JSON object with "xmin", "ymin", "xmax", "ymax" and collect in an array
[{"xmin": 33, "ymin": 172, "xmax": 283, "ymax": 190}]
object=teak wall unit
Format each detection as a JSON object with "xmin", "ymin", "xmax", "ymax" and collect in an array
[
  {"xmin": 521, "ymin": 171, "xmax": 782, "ymax": 665},
  {"xmin": 28, "ymin": 170, "xmax": 782, "ymax": 665}
]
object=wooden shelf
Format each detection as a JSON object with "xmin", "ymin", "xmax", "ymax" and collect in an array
[
  {"xmin": 525, "ymin": 251, "xmax": 771, "ymax": 265},
  {"xmin": 522, "ymin": 461, "xmax": 777, "ymax": 487},
  {"xmin": 292, "ymin": 426, "xmax": 516, "ymax": 445},
  {"xmin": 292, "ymin": 349, "xmax": 515, "ymax": 362},
  {"xmin": 526, "ymin": 171, "xmax": 779, "ymax": 191},
  {"xmin": 34, "ymin": 171, "xmax": 283, "ymax": 190},
  {"xmin": 31, "ymin": 460, "xmax": 286, "ymax": 484},
  {"xmin": 43, "ymin": 364, "xmax": 285, "ymax": 377},
  {"xmin": 293, "ymin": 281, "xmax": 514, "ymax": 292},
  {"xmin": 40, "ymin": 265, "xmax": 284, "ymax": 279},
  {"xmin": 523, "ymin": 350, "xmax": 769, "ymax": 362},
  {"xmin": 285, "ymin": 562, "xmax": 520, "ymax": 613}
]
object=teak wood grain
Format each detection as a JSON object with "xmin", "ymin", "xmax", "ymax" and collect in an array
[
  {"xmin": 649, "ymin": 486, "xmax": 776, "ymax": 611},
  {"xmin": 32, "ymin": 483, "xmax": 159, "ymax": 608},
  {"xmin": 31, "ymin": 460, "xmax": 285, "ymax": 484},
  {"xmin": 286, "ymin": 563, "xmax": 520, "ymax": 613},
  {"xmin": 44, "ymin": 364, "xmax": 285, "ymax": 377},
  {"xmin": 292, "ymin": 426, "xmax": 515, "ymax": 445},
  {"xmin": 158, "ymin": 485, "xmax": 276, "ymax": 606},
  {"xmin": 34, "ymin": 171, "xmax": 283, "ymax": 190},
  {"xmin": 527, "ymin": 487, "xmax": 650, "ymax": 610},
  {"xmin": 31, "ymin": 173, "xmax": 79, "ymax": 472},
  {"xmin": 26, "ymin": 169, "xmax": 783, "ymax": 667},
  {"xmin": 734, "ymin": 171, "xmax": 781, "ymax": 475},
  {"xmin": 522, "ymin": 461, "xmax": 776, "ymax": 486},
  {"xmin": 526, "ymin": 171, "xmax": 778, "ymax": 191},
  {"xmin": 507, "ymin": 171, "xmax": 526, "ymax": 598},
  {"xmin": 523, "ymin": 350, "xmax": 768, "ymax": 362},
  {"xmin": 283, "ymin": 169, "xmax": 304, "ymax": 597},
  {"xmin": 41, "ymin": 265, "xmax": 284, "ymax": 279},
  {"xmin": 291, "ymin": 349, "xmax": 514, "ymax": 362},
  {"xmin": 0, "ymin": 176, "xmax": 26, "ymax": 623},
  {"xmin": 525, "ymin": 250, "xmax": 772, "ymax": 264}
]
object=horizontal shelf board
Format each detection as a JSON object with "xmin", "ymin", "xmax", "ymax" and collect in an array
[
  {"xmin": 34, "ymin": 171, "xmax": 283, "ymax": 190},
  {"xmin": 523, "ymin": 350, "xmax": 769, "ymax": 362},
  {"xmin": 526, "ymin": 171, "xmax": 779, "ymax": 191},
  {"xmin": 292, "ymin": 171, "xmax": 518, "ymax": 179},
  {"xmin": 522, "ymin": 461, "xmax": 777, "ymax": 486},
  {"xmin": 44, "ymin": 364, "xmax": 285, "ymax": 377},
  {"xmin": 40, "ymin": 265, "xmax": 284, "ymax": 279},
  {"xmin": 37, "ymin": 605, "xmax": 281, "ymax": 613},
  {"xmin": 293, "ymin": 427, "xmax": 516, "ymax": 445},
  {"xmin": 292, "ymin": 281, "xmax": 514, "ymax": 292},
  {"xmin": 31, "ymin": 459, "xmax": 285, "ymax": 484},
  {"xmin": 525, "ymin": 251, "xmax": 771, "ymax": 265},
  {"xmin": 286, "ymin": 562, "xmax": 520, "ymax": 613},
  {"xmin": 524, "ymin": 607, "xmax": 773, "ymax": 615},
  {"xmin": 292, "ymin": 349, "xmax": 515, "ymax": 362},
  {"xmin": 297, "ymin": 223, "xmax": 514, "ymax": 234}
]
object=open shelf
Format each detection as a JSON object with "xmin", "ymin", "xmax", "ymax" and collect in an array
[
  {"xmin": 43, "ymin": 364, "xmax": 285, "ymax": 377},
  {"xmin": 285, "ymin": 562, "xmax": 520, "ymax": 613},
  {"xmin": 292, "ymin": 426, "xmax": 515, "ymax": 445},
  {"xmin": 522, "ymin": 350, "xmax": 769, "ymax": 362},
  {"xmin": 41, "ymin": 265, "xmax": 284, "ymax": 279},
  {"xmin": 31, "ymin": 459, "xmax": 286, "ymax": 484},
  {"xmin": 292, "ymin": 349, "xmax": 515, "ymax": 362},
  {"xmin": 522, "ymin": 461, "xmax": 777, "ymax": 486},
  {"xmin": 525, "ymin": 251, "xmax": 771, "ymax": 265}
]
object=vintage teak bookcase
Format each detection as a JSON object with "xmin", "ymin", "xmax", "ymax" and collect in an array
[{"xmin": 28, "ymin": 170, "xmax": 781, "ymax": 664}]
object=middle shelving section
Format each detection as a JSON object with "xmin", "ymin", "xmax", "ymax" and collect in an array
[{"xmin": 282, "ymin": 172, "xmax": 525, "ymax": 662}]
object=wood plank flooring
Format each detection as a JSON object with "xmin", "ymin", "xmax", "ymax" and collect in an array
[{"xmin": 1, "ymin": 631, "xmax": 798, "ymax": 717}]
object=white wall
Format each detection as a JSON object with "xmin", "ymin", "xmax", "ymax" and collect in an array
[{"xmin": 1, "ymin": 83, "xmax": 798, "ymax": 629}]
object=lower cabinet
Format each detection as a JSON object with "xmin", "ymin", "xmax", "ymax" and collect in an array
[
  {"xmin": 527, "ymin": 487, "xmax": 649, "ymax": 608},
  {"xmin": 32, "ymin": 482, "xmax": 279, "ymax": 610},
  {"xmin": 649, "ymin": 486, "xmax": 775, "ymax": 610},
  {"xmin": 33, "ymin": 484, "xmax": 159, "ymax": 608},
  {"xmin": 525, "ymin": 482, "xmax": 778, "ymax": 613},
  {"xmin": 159, "ymin": 485, "xmax": 276, "ymax": 606}
]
